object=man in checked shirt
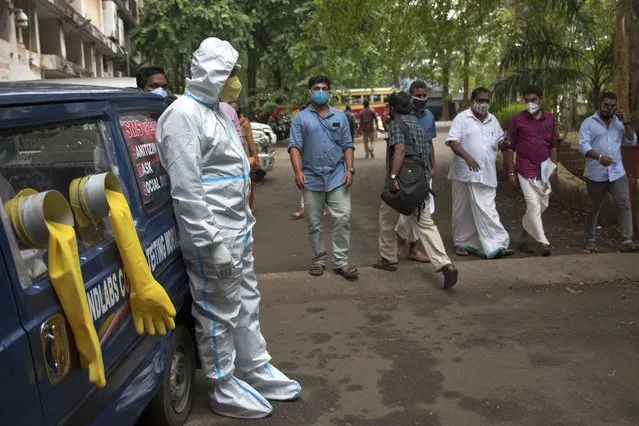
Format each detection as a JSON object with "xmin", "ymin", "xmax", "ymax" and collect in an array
[{"xmin": 506, "ymin": 85, "xmax": 558, "ymax": 256}]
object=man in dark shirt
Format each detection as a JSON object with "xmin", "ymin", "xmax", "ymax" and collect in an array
[
  {"xmin": 359, "ymin": 99, "xmax": 378, "ymax": 159},
  {"xmin": 373, "ymin": 92, "xmax": 458, "ymax": 289},
  {"xmin": 506, "ymin": 85, "xmax": 558, "ymax": 256},
  {"xmin": 344, "ymin": 105, "xmax": 358, "ymax": 141}
]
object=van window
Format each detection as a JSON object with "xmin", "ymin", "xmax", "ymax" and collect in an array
[
  {"xmin": 0, "ymin": 120, "xmax": 115, "ymax": 282},
  {"xmin": 119, "ymin": 112, "xmax": 170, "ymax": 215},
  {"xmin": 372, "ymin": 94, "xmax": 382, "ymax": 103}
]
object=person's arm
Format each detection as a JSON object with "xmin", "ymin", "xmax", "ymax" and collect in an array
[
  {"xmin": 243, "ymin": 119, "xmax": 259, "ymax": 160},
  {"xmin": 288, "ymin": 116, "xmax": 306, "ymax": 189},
  {"xmin": 506, "ymin": 116, "xmax": 518, "ymax": 183},
  {"xmin": 579, "ymin": 119, "xmax": 613, "ymax": 166},
  {"xmin": 340, "ymin": 114, "xmax": 355, "ymax": 187},
  {"xmin": 429, "ymin": 112, "xmax": 437, "ymax": 176},
  {"xmin": 445, "ymin": 116, "xmax": 480, "ymax": 171},
  {"xmin": 157, "ymin": 111, "xmax": 224, "ymax": 250}
]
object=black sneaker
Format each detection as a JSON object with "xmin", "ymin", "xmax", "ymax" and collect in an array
[
  {"xmin": 439, "ymin": 264, "xmax": 458, "ymax": 289},
  {"xmin": 540, "ymin": 244, "xmax": 551, "ymax": 257}
]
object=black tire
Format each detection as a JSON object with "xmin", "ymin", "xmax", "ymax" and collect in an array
[{"xmin": 138, "ymin": 326, "xmax": 196, "ymax": 426}]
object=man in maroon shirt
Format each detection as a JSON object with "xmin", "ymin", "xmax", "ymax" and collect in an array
[
  {"xmin": 506, "ymin": 85, "xmax": 558, "ymax": 256},
  {"xmin": 359, "ymin": 99, "xmax": 378, "ymax": 159}
]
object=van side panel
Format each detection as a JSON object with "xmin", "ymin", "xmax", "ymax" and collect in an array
[{"xmin": 0, "ymin": 235, "xmax": 43, "ymax": 426}]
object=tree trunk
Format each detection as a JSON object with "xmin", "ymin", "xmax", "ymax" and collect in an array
[
  {"xmin": 273, "ymin": 65, "xmax": 283, "ymax": 90},
  {"xmin": 441, "ymin": 61, "xmax": 451, "ymax": 121},
  {"xmin": 462, "ymin": 31, "xmax": 470, "ymax": 106},
  {"xmin": 612, "ymin": 0, "xmax": 639, "ymax": 127},
  {"xmin": 247, "ymin": 47, "xmax": 260, "ymax": 96}
]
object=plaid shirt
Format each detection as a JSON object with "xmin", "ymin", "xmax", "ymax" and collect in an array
[
  {"xmin": 387, "ymin": 114, "xmax": 429, "ymax": 178},
  {"xmin": 507, "ymin": 110, "xmax": 557, "ymax": 180}
]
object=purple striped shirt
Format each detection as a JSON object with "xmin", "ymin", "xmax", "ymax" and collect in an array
[{"xmin": 507, "ymin": 111, "xmax": 557, "ymax": 180}]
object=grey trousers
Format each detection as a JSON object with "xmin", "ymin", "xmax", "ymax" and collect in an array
[
  {"xmin": 303, "ymin": 186, "xmax": 351, "ymax": 267},
  {"xmin": 585, "ymin": 176, "xmax": 634, "ymax": 246}
]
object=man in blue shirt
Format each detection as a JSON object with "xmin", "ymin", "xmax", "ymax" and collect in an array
[
  {"xmin": 288, "ymin": 75, "xmax": 358, "ymax": 279},
  {"xmin": 579, "ymin": 91, "xmax": 638, "ymax": 252},
  {"xmin": 395, "ymin": 80, "xmax": 437, "ymax": 263}
]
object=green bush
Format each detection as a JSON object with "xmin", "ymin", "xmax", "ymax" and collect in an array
[{"xmin": 493, "ymin": 104, "xmax": 523, "ymax": 130}]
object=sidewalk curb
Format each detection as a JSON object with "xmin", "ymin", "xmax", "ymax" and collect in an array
[{"xmin": 256, "ymin": 253, "xmax": 638, "ymax": 305}]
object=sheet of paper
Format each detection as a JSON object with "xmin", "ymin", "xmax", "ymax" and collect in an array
[
  {"xmin": 429, "ymin": 179, "xmax": 435, "ymax": 214},
  {"xmin": 541, "ymin": 158, "xmax": 557, "ymax": 183}
]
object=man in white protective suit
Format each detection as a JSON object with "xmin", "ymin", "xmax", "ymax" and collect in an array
[{"xmin": 156, "ymin": 37, "xmax": 301, "ymax": 419}]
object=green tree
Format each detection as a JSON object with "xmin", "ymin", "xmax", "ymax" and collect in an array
[
  {"xmin": 494, "ymin": 0, "xmax": 613, "ymax": 116},
  {"xmin": 133, "ymin": 0, "xmax": 251, "ymax": 93}
]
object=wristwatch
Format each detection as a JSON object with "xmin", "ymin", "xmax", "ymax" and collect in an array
[
  {"xmin": 347, "ymin": 167, "xmax": 355, "ymax": 175},
  {"xmin": 390, "ymin": 174, "xmax": 397, "ymax": 180}
]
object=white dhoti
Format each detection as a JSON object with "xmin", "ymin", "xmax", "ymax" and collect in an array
[
  {"xmin": 452, "ymin": 180, "xmax": 510, "ymax": 258},
  {"xmin": 395, "ymin": 179, "xmax": 435, "ymax": 243},
  {"xmin": 517, "ymin": 174, "xmax": 550, "ymax": 245}
]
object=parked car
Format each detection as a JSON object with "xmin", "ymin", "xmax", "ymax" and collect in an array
[
  {"xmin": 0, "ymin": 82, "xmax": 196, "ymax": 426},
  {"xmin": 251, "ymin": 121, "xmax": 277, "ymax": 172}
]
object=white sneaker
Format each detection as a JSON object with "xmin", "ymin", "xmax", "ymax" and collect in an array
[
  {"xmin": 244, "ymin": 363, "xmax": 302, "ymax": 401},
  {"xmin": 210, "ymin": 376, "xmax": 272, "ymax": 419}
]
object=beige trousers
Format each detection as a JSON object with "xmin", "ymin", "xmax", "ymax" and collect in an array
[{"xmin": 378, "ymin": 200, "xmax": 451, "ymax": 270}]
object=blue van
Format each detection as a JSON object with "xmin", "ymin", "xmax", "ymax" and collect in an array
[{"xmin": 0, "ymin": 83, "xmax": 196, "ymax": 425}]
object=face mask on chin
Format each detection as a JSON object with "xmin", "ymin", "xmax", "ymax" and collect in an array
[
  {"xmin": 411, "ymin": 97, "xmax": 427, "ymax": 111},
  {"xmin": 526, "ymin": 102, "xmax": 540, "ymax": 115},
  {"xmin": 599, "ymin": 107, "xmax": 616, "ymax": 119}
]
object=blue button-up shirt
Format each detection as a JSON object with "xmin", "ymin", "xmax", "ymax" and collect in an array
[
  {"xmin": 288, "ymin": 106, "xmax": 354, "ymax": 192},
  {"xmin": 411, "ymin": 109, "xmax": 436, "ymax": 163},
  {"xmin": 579, "ymin": 112, "xmax": 637, "ymax": 182}
]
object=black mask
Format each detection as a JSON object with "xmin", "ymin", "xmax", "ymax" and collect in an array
[
  {"xmin": 600, "ymin": 106, "xmax": 616, "ymax": 119},
  {"xmin": 412, "ymin": 97, "xmax": 427, "ymax": 111}
]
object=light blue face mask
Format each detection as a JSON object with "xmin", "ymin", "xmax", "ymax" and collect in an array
[
  {"xmin": 150, "ymin": 87, "xmax": 168, "ymax": 98},
  {"xmin": 309, "ymin": 90, "xmax": 329, "ymax": 105}
]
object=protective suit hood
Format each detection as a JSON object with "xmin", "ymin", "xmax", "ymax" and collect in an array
[{"xmin": 186, "ymin": 37, "xmax": 239, "ymax": 106}]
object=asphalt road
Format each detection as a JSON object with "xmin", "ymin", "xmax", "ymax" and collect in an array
[{"xmin": 186, "ymin": 270, "xmax": 639, "ymax": 425}]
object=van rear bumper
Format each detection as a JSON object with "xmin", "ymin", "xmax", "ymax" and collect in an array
[{"xmin": 61, "ymin": 333, "xmax": 171, "ymax": 426}]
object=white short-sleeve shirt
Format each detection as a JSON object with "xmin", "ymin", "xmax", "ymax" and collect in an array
[{"xmin": 446, "ymin": 108, "xmax": 504, "ymax": 188}]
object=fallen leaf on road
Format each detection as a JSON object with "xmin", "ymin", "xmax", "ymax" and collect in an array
[
  {"xmin": 607, "ymin": 369, "xmax": 616, "ymax": 376},
  {"xmin": 566, "ymin": 287, "xmax": 582, "ymax": 294}
]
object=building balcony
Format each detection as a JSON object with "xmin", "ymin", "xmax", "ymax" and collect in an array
[
  {"xmin": 40, "ymin": 53, "xmax": 93, "ymax": 78},
  {"xmin": 34, "ymin": 0, "xmax": 119, "ymax": 56}
]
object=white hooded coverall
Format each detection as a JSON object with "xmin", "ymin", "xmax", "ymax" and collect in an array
[{"xmin": 156, "ymin": 37, "xmax": 299, "ymax": 419}]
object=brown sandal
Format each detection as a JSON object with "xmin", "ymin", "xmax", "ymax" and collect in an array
[
  {"xmin": 334, "ymin": 264, "xmax": 359, "ymax": 279},
  {"xmin": 291, "ymin": 208, "xmax": 305, "ymax": 220},
  {"xmin": 309, "ymin": 263, "xmax": 325, "ymax": 276}
]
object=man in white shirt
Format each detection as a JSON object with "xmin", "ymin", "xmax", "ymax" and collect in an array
[{"xmin": 445, "ymin": 88, "xmax": 513, "ymax": 259}]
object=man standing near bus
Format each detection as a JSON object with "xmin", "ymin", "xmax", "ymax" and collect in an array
[{"xmin": 359, "ymin": 99, "xmax": 378, "ymax": 159}]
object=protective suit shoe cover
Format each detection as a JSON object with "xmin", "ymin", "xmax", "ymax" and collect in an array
[
  {"xmin": 210, "ymin": 376, "xmax": 272, "ymax": 419},
  {"xmin": 105, "ymin": 189, "xmax": 176, "ymax": 335},
  {"xmin": 46, "ymin": 221, "xmax": 106, "ymax": 388},
  {"xmin": 244, "ymin": 363, "xmax": 302, "ymax": 401}
]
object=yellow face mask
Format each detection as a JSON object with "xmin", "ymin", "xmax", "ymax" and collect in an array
[{"xmin": 221, "ymin": 76, "xmax": 242, "ymax": 103}]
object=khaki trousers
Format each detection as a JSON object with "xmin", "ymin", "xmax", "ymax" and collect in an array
[{"xmin": 378, "ymin": 200, "xmax": 451, "ymax": 270}]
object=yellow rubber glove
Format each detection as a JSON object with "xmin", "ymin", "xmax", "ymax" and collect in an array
[
  {"xmin": 104, "ymin": 189, "xmax": 176, "ymax": 336},
  {"xmin": 46, "ymin": 221, "xmax": 106, "ymax": 388}
]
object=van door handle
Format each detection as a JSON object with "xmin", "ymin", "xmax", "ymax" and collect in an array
[
  {"xmin": 40, "ymin": 314, "xmax": 71, "ymax": 385},
  {"xmin": 44, "ymin": 326, "xmax": 59, "ymax": 374}
]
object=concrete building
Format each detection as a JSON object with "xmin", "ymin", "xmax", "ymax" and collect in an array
[{"xmin": 0, "ymin": 0, "xmax": 140, "ymax": 81}]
